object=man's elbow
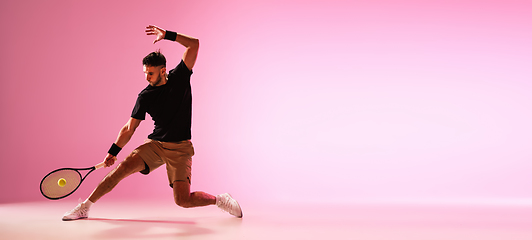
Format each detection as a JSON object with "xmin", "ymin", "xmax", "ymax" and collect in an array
[
  {"xmin": 190, "ymin": 38, "xmax": 199, "ymax": 49},
  {"xmin": 125, "ymin": 128, "xmax": 136, "ymax": 136},
  {"xmin": 122, "ymin": 124, "xmax": 137, "ymax": 136}
]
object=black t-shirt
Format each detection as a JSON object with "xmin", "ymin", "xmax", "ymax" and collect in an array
[{"xmin": 131, "ymin": 60, "xmax": 193, "ymax": 142}]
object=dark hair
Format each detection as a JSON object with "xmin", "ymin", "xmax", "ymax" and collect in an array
[{"xmin": 142, "ymin": 50, "xmax": 166, "ymax": 67}]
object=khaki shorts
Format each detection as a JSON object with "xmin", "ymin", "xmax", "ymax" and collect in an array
[{"xmin": 131, "ymin": 139, "xmax": 194, "ymax": 187}]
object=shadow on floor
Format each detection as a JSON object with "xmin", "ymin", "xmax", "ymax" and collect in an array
[{"xmin": 84, "ymin": 217, "xmax": 216, "ymax": 239}]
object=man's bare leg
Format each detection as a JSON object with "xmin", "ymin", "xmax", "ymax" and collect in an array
[
  {"xmin": 62, "ymin": 154, "xmax": 146, "ymax": 220},
  {"xmin": 173, "ymin": 180, "xmax": 243, "ymax": 217},
  {"xmin": 88, "ymin": 153, "xmax": 146, "ymax": 202},
  {"xmin": 173, "ymin": 180, "xmax": 216, "ymax": 208}
]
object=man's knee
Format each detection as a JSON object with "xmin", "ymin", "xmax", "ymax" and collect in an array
[
  {"xmin": 173, "ymin": 180, "xmax": 192, "ymax": 208},
  {"xmin": 174, "ymin": 195, "xmax": 193, "ymax": 208}
]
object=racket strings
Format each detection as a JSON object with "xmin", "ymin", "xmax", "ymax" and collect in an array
[{"xmin": 41, "ymin": 170, "xmax": 82, "ymax": 199}]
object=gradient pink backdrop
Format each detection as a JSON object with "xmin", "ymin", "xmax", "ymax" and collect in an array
[{"xmin": 1, "ymin": 0, "xmax": 531, "ymax": 205}]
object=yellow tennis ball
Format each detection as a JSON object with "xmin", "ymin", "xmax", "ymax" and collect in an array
[{"xmin": 58, "ymin": 178, "xmax": 67, "ymax": 187}]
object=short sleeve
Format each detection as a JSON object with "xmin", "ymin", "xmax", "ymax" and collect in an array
[
  {"xmin": 131, "ymin": 95, "xmax": 147, "ymax": 120},
  {"xmin": 167, "ymin": 60, "xmax": 193, "ymax": 85}
]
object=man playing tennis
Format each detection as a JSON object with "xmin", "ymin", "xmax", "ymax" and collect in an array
[{"xmin": 63, "ymin": 25, "xmax": 243, "ymax": 220}]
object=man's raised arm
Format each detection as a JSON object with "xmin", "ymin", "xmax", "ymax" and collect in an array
[{"xmin": 145, "ymin": 25, "xmax": 199, "ymax": 70}]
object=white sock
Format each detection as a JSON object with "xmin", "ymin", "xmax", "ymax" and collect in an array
[{"xmin": 83, "ymin": 199, "xmax": 94, "ymax": 208}]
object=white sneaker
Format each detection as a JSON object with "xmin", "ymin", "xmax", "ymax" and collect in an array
[
  {"xmin": 216, "ymin": 193, "xmax": 243, "ymax": 218},
  {"xmin": 62, "ymin": 202, "xmax": 90, "ymax": 221}
]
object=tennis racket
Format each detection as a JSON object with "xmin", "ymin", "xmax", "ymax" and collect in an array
[{"xmin": 40, "ymin": 161, "xmax": 106, "ymax": 200}]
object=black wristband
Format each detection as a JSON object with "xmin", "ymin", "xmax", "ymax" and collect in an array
[
  {"xmin": 164, "ymin": 31, "xmax": 177, "ymax": 41},
  {"xmin": 108, "ymin": 143, "xmax": 122, "ymax": 156}
]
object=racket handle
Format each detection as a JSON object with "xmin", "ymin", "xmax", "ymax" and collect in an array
[{"xmin": 95, "ymin": 162, "xmax": 106, "ymax": 170}]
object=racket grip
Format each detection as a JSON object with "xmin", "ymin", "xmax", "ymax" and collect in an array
[{"xmin": 95, "ymin": 162, "xmax": 106, "ymax": 170}]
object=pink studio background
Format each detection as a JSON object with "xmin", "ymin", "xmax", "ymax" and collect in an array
[{"xmin": 1, "ymin": 0, "xmax": 531, "ymax": 205}]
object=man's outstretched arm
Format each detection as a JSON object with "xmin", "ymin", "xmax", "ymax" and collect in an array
[
  {"xmin": 103, "ymin": 117, "xmax": 142, "ymax": 167},
  {"xmin": 145, "ymin": 25, "xmax": 199, "ymax": 70}
]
